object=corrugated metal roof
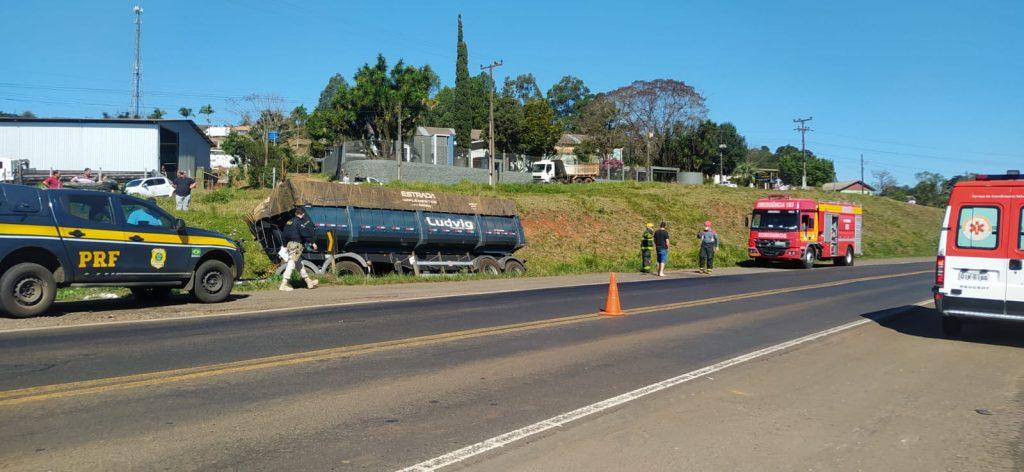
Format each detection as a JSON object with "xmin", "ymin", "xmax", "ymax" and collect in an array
[{"xmin": 0, "ymin": 117, "xmax": 215, "ymax": 146}]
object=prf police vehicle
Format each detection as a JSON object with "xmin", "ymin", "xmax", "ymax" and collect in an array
[
  {"xmin": 934, "ymin": 171, "xmax": 1024, "ymax": 336},
  {"xmin": 0, "ymin": 183, "xmax": 244, "ymax": 318}
]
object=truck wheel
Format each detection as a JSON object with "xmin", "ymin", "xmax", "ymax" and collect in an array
[
  {"xmin": 131, "ymin": 287, "xmax": 172, "ymax": 301},
  {"xmin": 835, "ymin": 247, "xmax": 854, "ymax": 266},
  {"xmin": 800, "ymin": 248, "xmax": 815, "ymax": 269},
  {"xmin": 941, "ymin": 315, "xmax": 962, "ymax": 337},
  {"xmin": 333, "ymin": 260, "xmax": 366, "ymax": 277},
  {"xmin": 192, "ymin": 260, "xmax": 233, "ymax": 303},
  {"xmin": 475, "ymin": 257, "xmax": 501, "ymax": 275},
  {"xmin": 503, "ymin": 260, "xmax": 526, "ymax": 275},
  {"xmin": 1, "ymin": 263, "xmax": 57, "ymax": 318}
]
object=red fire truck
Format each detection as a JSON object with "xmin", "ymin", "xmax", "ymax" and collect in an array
[{"xmin": 747, "ymin": 196, "xmax": 863, "ymax": 268}]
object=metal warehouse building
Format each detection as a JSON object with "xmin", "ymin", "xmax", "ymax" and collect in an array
[{"xmin": 0, "ymin": 117, "xmax": 212, "ymax": 176}]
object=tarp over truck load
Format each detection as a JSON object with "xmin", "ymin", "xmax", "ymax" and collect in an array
[{"xmin": 248, "ymin": 178, "xmax": 517, "ymax": 222}]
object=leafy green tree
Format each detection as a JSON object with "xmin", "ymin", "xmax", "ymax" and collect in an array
[
  {"xmin": 456, "ymin": 15, "xmax": 469, "ymax": 86},
  {"xmin": 178, "ymin": 107, "xmax": 192, "ymax": 118},
  {"xmin": 519, "ymin": 100, "xmax": 561, "ymax": 156},
  {"xmin": 502, "ymin": 74, "xmax": 542, "ymax": 104},
  {"xmin": 199, "ymin": 104, "xmax": 214, "ymax": 123},
  {"xmin": 606, "ymin": 79, "xmax": 707, "ymax": 170},
  {"xmin": 546, "ymin": 75, "xmax": 593, "ymax": 131},
  {"xmin": 911, "ymin": 171, "xmax": 947, "ymax": 207},
  {"xmin": 732, "ymin": 160, "xmax": 757, "ymax": 186},
  {"xmin": 147, "ymin": 108, "xmax": 165, "ymax": 119},
  {"xmin": 667, "ymin": 120, "xmax": 745, "ymax": 174},
  {"xmin": 775, "ymin": 145, "xmax": 835, "ymax": 187},
  {"xmin": 577, "ymin": 95, "xmax": 625, "ymax": 160},
  {"xmin": 493, "ymin": 94, "xmax": 524, "ymax": 152}
]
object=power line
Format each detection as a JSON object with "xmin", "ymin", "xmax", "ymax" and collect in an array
[{"xmin": 793, "ymin": 116, "xmax": 812, "ymax": 188}]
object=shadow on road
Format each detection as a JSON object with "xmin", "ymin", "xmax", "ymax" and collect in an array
[
  {"xmin": 865, "ymin": 305, "xmax": 1024, "ymax": 349},
  {"xmin": 14, "ymin": 293, "xmax": 252, "ymax": 319}
]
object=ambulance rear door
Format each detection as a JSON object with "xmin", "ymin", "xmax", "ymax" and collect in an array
[
  {"xmin": 1005, "ymin": 186, "xmax": 1024, "ymax": 318},
  {"xmin": 943, "ymin": 188, "xmax": 1008, "ymax": 315}
]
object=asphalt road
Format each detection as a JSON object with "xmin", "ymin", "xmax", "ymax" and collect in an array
[{"xmin": 0, "ymin": 261, "xmax": 954, "ymax": 470}]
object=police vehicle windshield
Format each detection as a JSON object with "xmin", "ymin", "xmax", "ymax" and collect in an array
[{"xmin": 750, "ymin": 210, "xmax": 799, "ymax": 231}]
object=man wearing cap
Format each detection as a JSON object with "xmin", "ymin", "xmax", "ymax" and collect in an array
[
  {"xmin": 280, "ymin": 205, "xmax": 319, "ymax": 291},
  {"xmin": 640, "ymin": 223, "xmax": 655, "ymax": 273},
  {"xmin": 697, "ymin": 220, "xmax": 720, "ymax": 274}
]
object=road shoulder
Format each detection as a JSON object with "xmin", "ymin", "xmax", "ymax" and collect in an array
[{"xmin": 457, "ymin": 307, "xmax": 1024, "ymax": 472}]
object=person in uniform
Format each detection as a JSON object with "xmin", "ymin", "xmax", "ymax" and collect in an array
[
  {"xmin": 280, "ymin": 205, "xmax": 319, "ymax": 291},
  {"xmin": 640, "ymin": 223, "xmax": 655, "ymax": 273},
  {"xmin": 697, "ymin": 220, "xmax": 720, "ymax": 274}
]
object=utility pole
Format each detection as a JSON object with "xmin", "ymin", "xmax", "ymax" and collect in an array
[
  {"xmin": 793, "ymin": 116, "xmax": 812, "ymax": 188},
  {"xmin": 481, "ymin": 60, "xmax": 503, "ymax": 186},
  {"xmin": 396, "ymin": 103, "xmax": 403, "ymax": 181},
  {"xmin": 860, "ymin": 153, "xmax": 865, "ymax": 195},
  {"xmin": 130, "ymin": 5, "xmax": 144, "ymax": 118}
]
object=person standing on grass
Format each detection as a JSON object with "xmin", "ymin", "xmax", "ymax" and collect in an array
[
  {"xmin": 654, "ymin": 221, "xmax": 670, "ymax": 277},
  {"xmin": 280, "ymin": 205, "xmax": 319, "ymax": 291},
  {"xmin": 173, "ymin": 170, "xmax": 197, "ymax": 211},
  {"xmin": 640, "ymin": 223, "xmax": 655, "ymax": 273},
  {"xmin": 697, "ymin": 220, "xmax": 720, "ymax": 274}
]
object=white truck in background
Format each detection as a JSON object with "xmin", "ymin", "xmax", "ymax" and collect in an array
[{"xmin": 531, "ymin": 159, "xmax": 600, "ymax": 183}]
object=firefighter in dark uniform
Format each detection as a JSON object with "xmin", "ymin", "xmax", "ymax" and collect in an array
[
  {"xmin": 280, "ymin": 205, "xmax": 319, "ymax": 291},
  {"xmin": 640, "ymin": 223, "xmax": 655, "ymax": 273}
]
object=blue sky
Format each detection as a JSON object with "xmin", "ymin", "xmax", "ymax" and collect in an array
[{"xmin": 3, "ymin": 0, "xmax": 1022, "ymax": 184}]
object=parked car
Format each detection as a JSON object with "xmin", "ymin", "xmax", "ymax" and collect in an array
[{"xmin": 125, "ymin": 177, "xmax": 175, "ymax": 197}]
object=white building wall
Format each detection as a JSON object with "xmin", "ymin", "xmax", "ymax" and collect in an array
[{"xmin": 0, "ymin": 122, "xmax": 159, "ymax": 172}]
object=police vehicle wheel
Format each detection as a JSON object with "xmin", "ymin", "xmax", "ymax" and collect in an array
[
  {"xmin": 503, "ymin": 260, "xmax": 526, "ymax": 275},
  {"xmin": 1, "ymin": 263, "xmax": 57, "ymax": 318},
  {"xmin": 192, "ymin": 260, "xmax": 232, "ymax": 303},
  {"xmin": 475, "ymin": 258, "xmax": 501, "ymax": 275},
  {"xmin": 800, "ymin": 249, "xmax": 815, "ymax": 269},
  {"xmin": 941, "ymin": 315, "xmax": 962, "ymax": 337},
  {"xmin": 130, "ymin": 287, "xmax": 172, "ymax": 301},
  {"xmin": 334, "ymin": 260, "xmax": 365, "ymax": 277}
]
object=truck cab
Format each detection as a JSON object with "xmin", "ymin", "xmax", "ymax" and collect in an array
[
  {"xmin": 933, "ymin": 172, "xmax": 1024, "ymax": 336},
  {"xmin": 0, "ymin": 184, "xmax": 244, "ymax": 317},
  {"xmin": 531, "ymin": 159, "xmax": 562, "ymax": 183}
]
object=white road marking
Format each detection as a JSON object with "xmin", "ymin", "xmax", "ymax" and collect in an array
[
  {"xmin": 397, "ymin": 299, "xmax": 934, "ymax": 472},
  {"xmin": 1, "ymin": 259, "xmax": 928, "ymax": 334}
]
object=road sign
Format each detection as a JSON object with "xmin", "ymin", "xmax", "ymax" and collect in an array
[{"xmin": 268, "ymin": 131, "xmax": 279, "ymax": 142}]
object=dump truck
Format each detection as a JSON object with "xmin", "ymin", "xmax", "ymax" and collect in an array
[
  {"xmin": 531, "ymin": 159, "xmax": 600, "ymax": 183},
  {"xmin": 746, "ymin": 196, "xmax": 863, "ymax": 268},
  {"xmin": 247, "ymin": 179, "xmax": 527, "ymax": 277}
]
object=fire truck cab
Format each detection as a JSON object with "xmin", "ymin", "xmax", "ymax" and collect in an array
[
  {"xmin": 747, "ymin": 196, "xmax": 863, "ymax": 269},
  {"xmin": 933, "ymin": 172, "xmax": 1024, "ymax": 336}
]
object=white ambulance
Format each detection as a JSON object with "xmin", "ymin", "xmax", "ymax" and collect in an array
[{"xmin": 934, "ymin": 171, "xmax": 1024, "ymax": 336}]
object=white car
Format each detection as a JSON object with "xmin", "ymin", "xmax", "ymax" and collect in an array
[{"xmin": 125, "ymin": 177, "xmax": 175, "ymax": 197}]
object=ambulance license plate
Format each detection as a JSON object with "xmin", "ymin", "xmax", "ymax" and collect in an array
[{"xmin": 958, "ymin": 271, "xmax": 990, "ymax": 282}]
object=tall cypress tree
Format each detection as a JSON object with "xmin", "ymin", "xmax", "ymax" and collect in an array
[{"xmin": 456, "ymin": 15, "xmax": 469, "ymax": 86}]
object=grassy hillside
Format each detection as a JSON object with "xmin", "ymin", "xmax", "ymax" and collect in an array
[{"xmin": 161, "ymin": 180, "xmax": 944, "ymax": 280}]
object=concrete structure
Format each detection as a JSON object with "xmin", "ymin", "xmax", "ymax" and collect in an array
[
  {"xmin": 821, "ymin": 180, "xmax": 877, "ymax": 194},
  {"xmin": 0, "ymin": 117, "xmax": 212, "ymax": 176},
  {"xmin": 340, "ymin": 160, "xmax": 532, "ymax": 185},
  {"xmin": 413, "ymin": 126, "xmax": 456, "ymax": 165}
]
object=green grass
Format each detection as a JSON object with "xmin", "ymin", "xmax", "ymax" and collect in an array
[{"xmin": 85, "ymin": 178, "xmax": 942, "ymax": 296}]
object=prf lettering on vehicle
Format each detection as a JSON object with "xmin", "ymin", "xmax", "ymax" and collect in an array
[{"xmin": 79, "ymin": 250, "xmax": 121, "ymax": 268}]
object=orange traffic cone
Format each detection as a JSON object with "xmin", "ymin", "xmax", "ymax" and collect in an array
[{"xmin": 600, "ymin": 272, "xmax": 626, "ymax": 316}]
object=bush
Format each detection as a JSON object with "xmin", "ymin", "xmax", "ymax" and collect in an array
[{"xmin": 199, "ymin": 188, "xmax": 234, "ymax": 204}]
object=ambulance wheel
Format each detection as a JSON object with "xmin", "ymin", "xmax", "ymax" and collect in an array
[
  {"xmin": 475, "ymin": 257, "xmax": 501, "ymax": 275},
  {"xmin": 800, "ymin": 249, "xmax": 815, "ymax": 269},
  {"xmin": 192, "ymin": 260, "xmax": 232, "ymax": 303},
  {"xmin": 503, "ymin": 260, "xmax": 526, "ymax": 275},
  {"xmin": 130, "ymin": 287, "xmax": 172, "ymax": 301},
  {"xmin": 941, "ymin": 315, "xmax": 962, "ymax": 337},
  {"xmin": 1, "ymin": 262, "xmax": 57, "ymax": 318}
]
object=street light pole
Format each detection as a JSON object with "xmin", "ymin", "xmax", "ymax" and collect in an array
[
  {"xmin": 481, "ymin": 60, "xmax": 503, "ymax": 186},
  {"xmin": 718, "ymin": 143, "xmax": 727, "ymax": 184},
  {"xmin": 645, "ymin": 131, "xmax": 654, "ymax": 182}
]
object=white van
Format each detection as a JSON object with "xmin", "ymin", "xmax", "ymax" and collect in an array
[{"xmin": 934, "ymin": 171, "xmax": 1024, "ymax": 335}]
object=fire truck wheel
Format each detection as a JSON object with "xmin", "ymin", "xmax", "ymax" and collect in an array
[
  {"xmin": 835, "ymin": 247, "xmax": 854, "ymax": 266},
  {"xmin": 192, "ymin": 260, "xmax": 233, "ymax": 303},
  {"xmin": 754, "ymin": 258, "xmax": 770, "ymax": 267},
  {"xmin": 800, "ymin": 248, "xmax": 816, "ymax": 269},
  {"xmin": 0, "ymin": 262, "xmax": 56, "ymax": 318},
  {"xmin": 941, "ymin": 315, "xmax": 962, "ymax": 337},
  {"xmin": 503, "ymin": 260, "xmax": 526, "ymax": 275}
]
